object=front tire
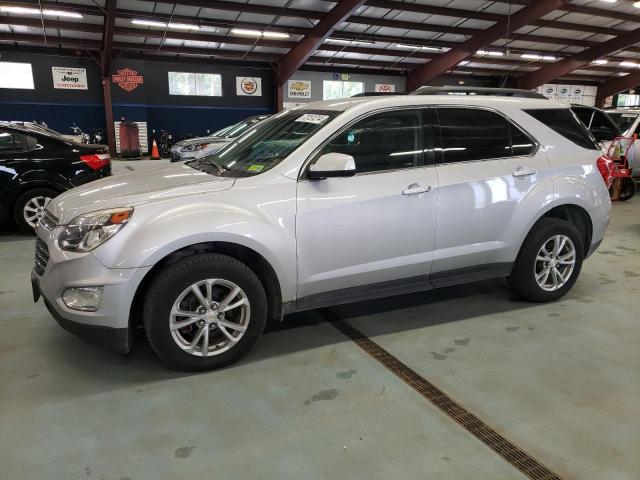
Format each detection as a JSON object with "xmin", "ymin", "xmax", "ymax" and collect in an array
[
  {"xmin": 14, "ymin": 187, "xmax": 57, "ymax": 234},
  {"xmin": 509, "ymin": 218, "xmax": 584, "ymax": 302},
  {"xmin": 143, "ymin": 253, "xmax": 267, "ymax": 371}
]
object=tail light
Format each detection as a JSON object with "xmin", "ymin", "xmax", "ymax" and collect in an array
[
  {"xmin": 596, "ymin": 155, "xmax": 614, "ymax": 188},
  {"xmin": 80, "ymin": 153, "xmax": 110, "ymax": 170}
]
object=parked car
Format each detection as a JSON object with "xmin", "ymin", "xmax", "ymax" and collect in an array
[
  {"xmin": 170, "ymin": 115, "xmax": 270, "ymax": 162},
  {"xmin": 32, "ymin": 96, "xmax": 610, "ymax": 370},
  {"xmin": 0, "ymin": 122, "xmax": 111, "ymax": 233}
]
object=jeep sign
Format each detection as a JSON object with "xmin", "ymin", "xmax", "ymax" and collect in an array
[{"xmin": 52, "ymin": 67, "xmax": 88, "ymax": 90}]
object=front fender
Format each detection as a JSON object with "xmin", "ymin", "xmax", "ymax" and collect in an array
[{"xmin": 93, "ymin": 198, "xmax": 297, "ymax": 302}]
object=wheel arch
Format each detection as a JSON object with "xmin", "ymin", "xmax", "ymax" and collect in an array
[
  {"xmin": 129, "ymin": 241, "xmax": 284, "ymax": 333},
  {"xmin": 525, "ymin": 202, "xmax": 593, "ymax": 255}
]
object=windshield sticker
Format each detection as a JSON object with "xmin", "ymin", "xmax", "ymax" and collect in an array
[
  {"xmin": 295, "ymin": 113, "xmax": 330, "ymax": 124},
  {"xmin": 247, "ymin": 164, "xmax": 265, "ymax": 172}
]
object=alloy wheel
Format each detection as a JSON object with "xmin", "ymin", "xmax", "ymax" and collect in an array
[
  {"xmin": 169, "ymin": 279, "xmax": 250, "ymax": 357},
  {"xmin": 534, "ymin": 235, "xmax": 576, "ymax": 292},
  {"xmin": 23, "ymin": 196, "xmax": 52, "ymax": 228}
]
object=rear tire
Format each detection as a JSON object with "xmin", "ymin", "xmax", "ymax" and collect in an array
[
  {"xmin": 13, "ymin": 187, "xmax": 57, "ymax": 234},
  {"xmin": 143, "ymin": 253, "xmax": 267, "ymax": 371},
  {"xmin": 618, "ymin": 177, "xmax": 636, "ymax": 201},
  {"xmin": 509, "ymin": 218, "xmax": 584, "ymax": 302}
]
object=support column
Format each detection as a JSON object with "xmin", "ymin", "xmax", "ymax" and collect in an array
[
  {"xmin": 102, "ymin": 78, "xmax": 116, "ymax": 156},
  {"xmin": 276, "ymin": 81, "xmax": 284, "ymax": 112}
]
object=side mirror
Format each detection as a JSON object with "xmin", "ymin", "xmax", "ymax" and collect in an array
[{"xmin": 308, "ymin": 153, "xmax": 356, "ymax": 179}]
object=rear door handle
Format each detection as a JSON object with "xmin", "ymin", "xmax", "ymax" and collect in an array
[
  {"xmin": 402, "ymin": 183, "xmax": 432, "ymax": 195},
  {"xmin": 513, "ymin": 166, "xmax": 537, "ymax": 177}
]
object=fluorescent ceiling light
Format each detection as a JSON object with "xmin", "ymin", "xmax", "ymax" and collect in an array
[
  {"xmin": 0, "ymin": 6, "xmax": 82, "ymax": 18},
  {"xmin": 634, "ymin": 1, "xmax": 640, "ymax": 7},
  {"xmin": 132, "ymin": 19, "xmax": 166, "ymax": 27},
  {"xmin": 591, "ymin": 59, "xmax": 608, "ymax": 65},
  {"xmin": 131, "ymin": 19, "xmax": 200, "ymax": 30},
  {"xmin": 477, "ymin": 50, "xmax": 504, "ymax": 56},
  {"xmin": 326, "ymin": 38, "xmax": 374, "ymax": 45},
  {"xmin": 521, "ymin": 53, "xmax": 541, "ymax": 60},
  {"xmin": 231, "ymin": 28, "xmax": 289, "ymax": 38},
  {"xmin": 395, "ymin": 43, "xmax": 443, "ymax": 51},
  {"xmin": 262, "ymin": 31, "xmax": 290, "ymax": 39},
  {"xmin": 168, "ymin": 23, "xmax": 200, "ymax": 30},
  {"xmin": 541, "ymin": 55, "xmax": 556, "ymax": 61},
  {"xmin": 620, "ymin": 61, "xmax": 640, "ymax": 67}
]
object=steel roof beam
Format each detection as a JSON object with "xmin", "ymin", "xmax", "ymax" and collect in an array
[
  {"xmin": 407, "ymin": 0, "xmax": 566, "ymax": 90},
  {"xmin": 597, "ymin": 72, "xmax": 640, "ymax": 104},
  {"xmin": 101, "ymin": 0, "xmax": 116, "ymax": 77},
  {"xmin": 518, "ymin": 26, "xmax": 640, "ymax": 90},
  {"xmin": 276, "ymin": 0, "xmax": 367, "ymax": 84}
]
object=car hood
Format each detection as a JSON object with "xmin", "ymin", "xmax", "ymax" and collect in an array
[
  {"xmin": 176, "ymin": 135, "xmax": 228, "ymax": 147},
  {"xmin": 50, "ymin": 162, "xmax": 235, "ymax": 224}
]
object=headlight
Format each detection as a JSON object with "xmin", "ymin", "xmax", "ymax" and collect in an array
[
  {"xmin": 58, "ymin": 207, "xmax": 133, "ymax": 252},
  {"xmin": 181, "ymin": 143, "xmax": 209, "ymax": 152}
]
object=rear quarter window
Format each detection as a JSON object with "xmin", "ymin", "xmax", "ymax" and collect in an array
[{"xmin": 525, "ymin": 108, "xmax": 599, "ymax": 151}]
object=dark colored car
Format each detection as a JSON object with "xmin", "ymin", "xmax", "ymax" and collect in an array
[{"xmin": 0, "ymin": 122, "xmax": 111, "ymax": 233}]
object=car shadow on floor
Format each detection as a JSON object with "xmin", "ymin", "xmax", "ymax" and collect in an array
[{"xmin": 47, "ymin": 277, "xmax": 539, "ymax": 384}]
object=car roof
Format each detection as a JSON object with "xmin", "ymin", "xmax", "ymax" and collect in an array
[{"xmin": 296, "ymin": 95, "xmax": 567, "ymax": 113}]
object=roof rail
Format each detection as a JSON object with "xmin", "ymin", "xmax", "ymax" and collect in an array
[{"xmin": 412, "ymin": 86, "xmax": 547, "ymax": 99}]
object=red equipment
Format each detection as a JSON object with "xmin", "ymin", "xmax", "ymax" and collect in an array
[
  {"xmin": 604, "ymin": 136, "xmax": 636, "ymax": 201},
  {"xmin": 118, "ymin": 121, "xmax": 141, "ymax": 158}
]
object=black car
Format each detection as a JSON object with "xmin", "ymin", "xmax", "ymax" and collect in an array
[{"xmin": 0, "ymin": 122, "xmax": 111, "ymax": 233}]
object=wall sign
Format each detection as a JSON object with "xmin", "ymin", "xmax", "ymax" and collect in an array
[
  {"xmin": 332, "ymin": 73, "xmax": 350, "ymax": 81},
  {"xmin": 112, "ymin": 68, "xmax": 144, "ymax": 92},
  {"xmin": 52, "ymin": 67, "xmax": 88, "ymax": 90},
  {"xmin": 236, "ymin": 77, "xmax": 262, "ymax": 96},
  {"xmin": 375, "ymin": 83, "xmax": 395, "ymax": 93},
  {"xmin": 288, "ymin": 80, "xmax": 311, "ymax": 98}
]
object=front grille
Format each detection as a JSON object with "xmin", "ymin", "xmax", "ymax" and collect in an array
[
  {"xmin": 34, "ymin": 238, "xmax": 49, "ymax": 275},
  {"xmin": 39, "ymin": 209, "xmax": 58, "ymax": 231}
]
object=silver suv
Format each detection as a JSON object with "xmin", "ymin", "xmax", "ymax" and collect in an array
[{"xmin": 32, "ymin": 96, "xmax": 611, "ymax": 370}]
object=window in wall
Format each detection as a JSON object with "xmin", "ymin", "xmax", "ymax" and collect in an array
[
  {"xmin": 436, "ymin": 108, "xmax": 512, "ymax": 163},
  {"xmin": 322, "ymin": 80, "xmax": 364, "ymax": 100},
  {"xmin": 0, "ymin": 62, "xmax": 35, "ymax": 90},
  {"xmin": 317, "ymin": 109, "xmax": 423, "ymax": 173},
  {"xmin": 168, "ymin": 72, "xmax": 222, "ymax": 96}
]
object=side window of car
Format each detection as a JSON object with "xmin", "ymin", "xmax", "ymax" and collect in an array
[
  {"xmin": 589, "ymin": 111, "xmax": 618, "ymax": 142},
  {"xmin": 435, "ymin": 108, "xmax": 511, "ymax": 162},
  {"xmin": 318, "ymin": 109, "xmax": 423, "ymax": 174},
  {"xmin": 0, "ymin": 131, "xmax": 30, "ymax": 154},
  {"xmin": 509, "ymin": 123, "xmax": 536, "ymax": 156},
  {"xmin": 572, "ymin": 107, "xmax": 594, "ymax": 129}
]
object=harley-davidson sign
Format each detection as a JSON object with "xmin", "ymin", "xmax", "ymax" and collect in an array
[{"xmin": 112, "ymin": 68, "xmax": 144, "ymax": 92}]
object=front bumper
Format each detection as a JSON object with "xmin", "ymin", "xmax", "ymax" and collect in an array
[{"xmin": 32, "ymin": 225, "xmax": 151, "ymax": 353}]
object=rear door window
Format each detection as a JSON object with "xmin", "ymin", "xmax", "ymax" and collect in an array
[
  {"xmin": 0, "ymin": 130, "xmax": 29, "ymax": 153},
  {"xmin": 525, "ymin": 109, "xmax": 599, "ymax": 150},
  {"xmin": 434, "ymin": 107, "xmax": 534, "ymax": 162}
]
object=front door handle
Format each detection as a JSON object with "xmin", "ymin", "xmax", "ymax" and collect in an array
[
  {"xmin": 513, "ymin": 166, "xmax": 537, "ymax": 177},
  {"xmin": 402, "ymin": 183, "xmax": 432, "ymax": 195}
]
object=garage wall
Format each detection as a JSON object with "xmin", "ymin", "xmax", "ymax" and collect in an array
[
  {"xmin": 284, "ymin": 70, "xmax": 406, "ymax": 107},
  {"xmin": 110, "ymin": 57, "xmax": 274, "ymax": 142},
  {"xmin": 0, "ymin": 51, "xmax": 274, "ymax": 145},
  {"xmin": 0, "ymin": 51, "xmax": 105, "ymax": 136}
]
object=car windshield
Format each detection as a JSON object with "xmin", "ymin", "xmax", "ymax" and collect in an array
[
  {"xmin": 607, "ymin": 112, "xmax": 639, "ymax": 134},
  {"xmin": 188, "ymin": 110, "xmax": 339, "ymax": 177},
  {"xmin": 217, "ymin": 116, "xmax": 268, "ymax": 139}
]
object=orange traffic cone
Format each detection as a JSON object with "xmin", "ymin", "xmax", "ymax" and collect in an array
[{"xmin": 150, "ymin": 138, "xmax": 161, "ymax": 160}]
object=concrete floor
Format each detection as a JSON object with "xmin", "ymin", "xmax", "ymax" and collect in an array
[{"xmin": 0, "ymin": 162, "xmax": 638, "ymax": 480}]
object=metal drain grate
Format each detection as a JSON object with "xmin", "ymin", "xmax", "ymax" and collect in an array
[{"xmin": 322, "ymin": 309, "xmax": 563, "ymax": 480}]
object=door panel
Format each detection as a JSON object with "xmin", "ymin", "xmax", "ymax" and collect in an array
[
  {"xmin": 296, "ymin": 108, "xmax": 438, "ymax": 298},
  {"xmin": 432, "ymin": 107, "xmax": 552, "ymax": 272},
  {"xmin": 296, "ymin": 168, "xmax": 438, "ymax": 297}
]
